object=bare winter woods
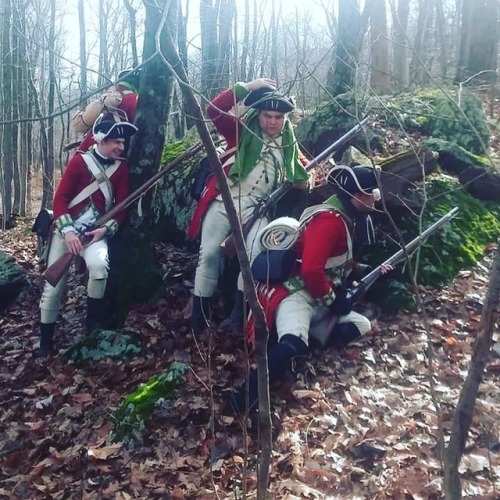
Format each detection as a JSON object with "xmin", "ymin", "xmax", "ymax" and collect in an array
[
  {"xmin": 0, "ymin": 1, "xmax": 499, "ymax": 498},
  {"xmin": 0, "ymin": 0, "xmax": 497, "ymax": 221}
]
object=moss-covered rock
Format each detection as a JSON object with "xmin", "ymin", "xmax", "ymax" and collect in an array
[
  {"xmin": 371, "ymin": 88, "xmax": 489, "ymax": 155},
  {"xmin": 422, "ymin": 138, "xmax": 490, "ymax": 174},
  {"xmin": 295, "ymin": 92, "xmax": 375, "ymax": 157},
  {"xmin": 111, "ymin": 362, "xmax": 188, "ymax": 446},
  {"xmin": 153, "ymin": 135, "xmax": 206, "ymax": 246},
  {"xmin": 0, "ymin": 251, "xmax": 25, "ymax": 310},
  {"xmin": 364, "ymin": 178, "xmax": 500, "ymax": 313}
]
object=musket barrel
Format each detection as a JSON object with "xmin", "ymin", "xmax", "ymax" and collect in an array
[{"xmin": 361, "ymin": 207, "xmax": 459, "ymax": 287}]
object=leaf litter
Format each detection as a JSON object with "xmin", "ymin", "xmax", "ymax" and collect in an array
[{"xmin": 0, "ymin": 221, "xmax": 498, "ymax": 498}]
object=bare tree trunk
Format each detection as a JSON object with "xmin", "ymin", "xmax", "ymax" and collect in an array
[
  {"xmin": 239, "ymin": 0, "xmax": 250, "ymax": 81},
  {"xmin": 1, "ymin": 0, "xmax": 14, "ymax": 224},
  {"xmin": 78, "ymin": 0, "xmax": 87, "ymax": 101},
  {"xmin": 455, "ymin": 0, "xmax": 499, "ymax": 85},
  {"xmin": 392, "ymin": 0, "xmax": 410, "ymax": 89},
  {"xmin": 161, "ymin": 22, "xmax": 274, "ymax": 499},
  {"xmin": 328, "ymin": 0, "xmax": 363, "ymax": 96},
  {"xmin": 123, "ymin": 0, "xmax": 139, "ymax": 67},
  {"xmin": 409, "ymin": 0, "xmax": 435, "ymax": 86},
  {"xmin": 111, "ymin": 0, "xmax": 177, "ymax": 321},
  {"xmin": 247, "ymin": 0, "xmax": 260, "ymax": 81},
  {"xmin": 270, "ymin": 0, "xmax": 278, "ymax": 80},
  {"xmin": 200, "ymin": 0, "xmax": 235, "ymax": 98},
  {"xmin": 366, "ymin": 0, "xmax": 391, "ymax": 92},
  {"xmin": 444, "ymin": 247, "xmax": 500, "ymax": 499},
  {"xmin": 11, "ymin": 1, "xmax": 22, "ymax": 214},
  {"xmin": 434, "ymin": 0, "xmax": 448, "ymax": 81},
  {"xmin": 27, "ymin": 69, "xmax": 51, "ymax": 209},
  {"xmin": 98, "ymin": 0, "xmax": 110, "ymax": 85},
  {"xmin": 16, "ymin": 4, "xmax": 30, "ymax": 214},
  {"xmin": 42, "ymin": 0, "xmax": 56, "ymax": 209}
]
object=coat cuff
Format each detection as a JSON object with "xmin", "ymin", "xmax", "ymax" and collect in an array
[
  {"xmin": 103, "ymin": 219, "xmax": 118, "ymax": 236},
  {"xmin": 55, "ymin": 213, "xmax": 75, "ymax": 233},
  {"xmin": 316, "ymin": 288, "xmax": 336, "ymax": 307}
]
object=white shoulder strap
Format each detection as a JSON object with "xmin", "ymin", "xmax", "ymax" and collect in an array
[{"xmin": 68, "ymin": 154, "xmax": 120, "ymax": 210}]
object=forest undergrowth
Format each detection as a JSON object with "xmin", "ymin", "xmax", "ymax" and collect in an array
[
  {"xmin": 1, "ymin": 95, "xmax": 499, "ymax": 498},
  {"xmin": 0, "ymin": 219, "xmax": 498, "ymax": 498}
]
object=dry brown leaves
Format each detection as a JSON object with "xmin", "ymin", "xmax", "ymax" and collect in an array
[{"xmin": 0, "ymin": 220, "xmax": 498, "ymax": 499}]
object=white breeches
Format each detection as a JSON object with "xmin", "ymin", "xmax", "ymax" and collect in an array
[
  {"xmin": 275, "ymin": 288, "xmax": 371, "ymax": 346},
  {"xmin": 39, "ymin": 232, "xmax": 109, "ymax": 323},
  {"xmin": 194, "ymin": 199, "xmax": 268, "ymax": 298}
]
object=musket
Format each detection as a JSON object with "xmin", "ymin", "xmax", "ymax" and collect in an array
[
  {"xmin": 221, "ymin": 116, "xmax": 370, "ymax": 258},
  {"xmin": 310, "ymin": 207, "xmax": 460, "ymax": 347},
  {"xmin": 42, "ymin": 142, "xmax": 204, "ymax": 287}
]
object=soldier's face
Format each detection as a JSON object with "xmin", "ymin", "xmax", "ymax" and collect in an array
[
  {"xmin": 98, "ymin": 138, "xmax": 126, "ymax": 159},
  {"xmin": 351, "ymin": 192, "xmax": 376, "ymax": 212},
  {"xmin": 258, "ymin": 110, "xmax": 286, "ymax": 138}
]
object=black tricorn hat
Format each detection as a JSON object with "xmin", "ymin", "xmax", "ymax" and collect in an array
[
  {"xmin": 327, "ymin": 164, "xmax": 381, "ymax": 199},
  {"xmin": 93, "ymin": 120, "xmax": 138, "ymax": 142},
  {"xmin": 244, "ymin": 87, "xmax": 295, "ymax": 113}
]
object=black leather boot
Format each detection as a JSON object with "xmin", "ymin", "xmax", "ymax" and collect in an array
[
  {"xmin": 38, "ymin": 323, "xmax": 56, "ymax": 358},
  {"xmin": 221, "ymin": 291, "xmax": 245, "ymax": 330},
  {"xmin": 328, "ymin": 323, "xmax": 361, "ymax": 348},
  {"xmin": 229, "ymin": 334, "xmax": 308, "ymax": 414},
  {"xmin": 86, "ymin": 297, "xmax": 106, "ymax": 333},
  {"xmin": 190, "ymin": 296, "xmax": 210, "ymax": 334}
]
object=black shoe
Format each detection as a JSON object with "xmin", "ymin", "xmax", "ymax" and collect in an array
[
  {"xmin": 38, "ymin": 323, "xmax": 56, "ymax": 358},
  {"xmin": 86, "ymin": 297, "xmax": 106, "ymax": 333},
  {"xmin": 190, "ymin": 296, "xmax": 210, "ymax": 334},
  {"xmin": 327, "ymin": 323, "xmax": 361, "ymax": 348},
  {"xmin": 221, "ymin": 291, "xmax": 245, "ymax": 330}
]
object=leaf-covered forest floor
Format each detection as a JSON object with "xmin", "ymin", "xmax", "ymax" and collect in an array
[{"xmin": 0, "ymin": 220, "xmax": 499, "ymax": 499}]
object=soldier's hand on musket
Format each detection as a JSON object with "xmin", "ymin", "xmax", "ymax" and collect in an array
[
  {"xmin": 244, "ymin": 78, "xmax": 276, "ymax": 91},
  {"xmin": 85, "ymin": 226, "xmax": 108, "ymax": 245},
  {"xmin": 64, "ymin": 231, "xmax": 83, "ymax": 255},
  {"xmin": 380, "ymin": 263, "xmax": 393, "ymax": 275}
]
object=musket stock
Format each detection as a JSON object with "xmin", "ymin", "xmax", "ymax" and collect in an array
[
  {"xmin": 43, "ymin": 252, "xmax": 75, "ymax": 287},
  {"xmin": 42, "ymin": 142, "xmax": 204, "ymax": 286},
  {"xmin": 311, "ymin": 207, "xmax": 459, "ymax": 347}
]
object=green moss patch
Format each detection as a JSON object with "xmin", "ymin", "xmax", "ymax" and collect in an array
[
  {"xmin": 111, "ymin": 362, "xmax": 188, "ymax": 446},
  {"xmin": 365, "ymin": 178, "xmax": 499, "ymax": 313}
]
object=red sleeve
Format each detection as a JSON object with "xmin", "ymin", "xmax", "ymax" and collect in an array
[
  {"xmin": 121, "ymin": 92, "xmax": 138, "ymax": 123},
  {"xmin": 206, "ymin": 88, "xmax": 241, "ymax": 149},
  {"xmin": 53, "ymin": 156, "xmax": 89, "ymax": 219},
  {"xmin": 300, "ymin": 212, "xmax": 348, "ymax": 299}
]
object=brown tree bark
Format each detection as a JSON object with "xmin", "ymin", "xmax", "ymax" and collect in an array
[
  {"xmin": 44, "ymin": 0, "xmax": 56, "ymax": 209},
  {"xmin": 409, "ymin": 0, "xmax": 435, "ymax": 86},
  {"xmin": 14, "ymin": 2, "xmax": 30, "ymax": 215},
  {"xmin": 444, "ymin": 246, "xmax": 500, "ymax": 499},
  {"xmin": 112, "ymin": 0, "xmax": 178, "ymax": 318},
  {"xmin": 11, "ymin": 1, "xmax": 22, "ymax": 214}
]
